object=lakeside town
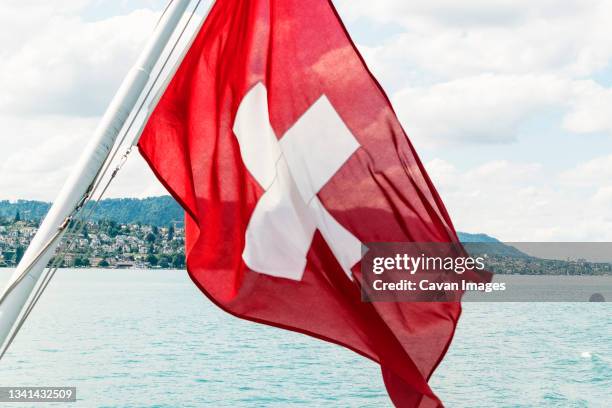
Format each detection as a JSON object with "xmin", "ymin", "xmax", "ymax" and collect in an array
[
  {"xmin": 0, "ymin": 203, "xmax": 610, "ymax": 275},
  {"xmin": 0, "ymin": 211, "xmax": 186, "ymax": 269}
]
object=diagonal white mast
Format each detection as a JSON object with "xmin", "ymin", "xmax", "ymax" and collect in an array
[{"xmin": 0, "ymin": 0, "xmax": 197, "ymax": 359}]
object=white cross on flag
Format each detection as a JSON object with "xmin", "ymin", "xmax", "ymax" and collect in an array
[
  {"xmin": 139, "ymin": 1, "xmax": 469, "ymax": 406},
  {"xmin": 233, "ymin": 82, "xmax": 361, "ymax": 281}
]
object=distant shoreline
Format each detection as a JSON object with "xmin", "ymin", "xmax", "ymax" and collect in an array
[
  {"xmin": 0, "ymin": 267, "xmax": 609, "ymax": 276},
  {"xmin": 0, "ymin": 267, "xmax": 186, "ymax": 271}
]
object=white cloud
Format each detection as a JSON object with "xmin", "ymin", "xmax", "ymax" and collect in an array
[
  {"xmin": 426, "ymin": 158, "xmax": 612, "ymax": 241},
  {"xmin": 337, "ymin": 0, "xmax": 593, "ymax": 27},
  {"xmin": 0, "ymin": 115, "xmax": 97, "ymax": 200},
  {"xmin": 0, "ymin": 112, "xmax": 165, "ymax": 201},
  {"xmin": 392, "ymin": 74, "xmax": 568, "ymax": 147},
  {"xmin": 341, "ymin": 0, "xmax": 612, "ymax": 77},
  {"xmin": 0, "ymin": 9, "xmax": 159, "ymax": 116},
  {"xmin": 562, "ymin": 82, "xmax": 612, "ymax": 134},
  {"xmin": 560, "ymin": 154, "xmax": 612, "ymax": 187},
  {"xmin": 592, "ymin": 186, "xmax": 612, "ymax": 206},
  {"xmin": 387, "ymin": 73, "xmax": 612, "ymax": 147},
  {"xmin": 103, "ymin": 154, "xmax": 168, "ymax": 199},
  {"xmin": 0, "ymin": 1, "xmax": 168, "ymax": 202},
  {"xmin": 338, "ymin": 0, "xmax": 612, "ymax": 145}
]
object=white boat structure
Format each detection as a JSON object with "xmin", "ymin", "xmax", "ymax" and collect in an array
[{"xmin": 0, "ymin": 0, "xmax": 212, "ymax": 360}]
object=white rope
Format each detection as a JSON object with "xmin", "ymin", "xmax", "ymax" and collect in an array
[{"xmin": 0, "ymin": 0, "xmax": 205, "ymax": 361}]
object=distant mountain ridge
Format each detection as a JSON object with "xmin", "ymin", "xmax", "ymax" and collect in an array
[
  {"xmin": 456, "ymin": 232, "xmax": 499, "ymax": 243},
  {"xmin": 0, "ymin": 197, "xmax": 183, "ymax": 227}
]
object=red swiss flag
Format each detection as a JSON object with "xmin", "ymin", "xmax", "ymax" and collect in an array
[{"xmin": 139, "ymin": 1, "xmax": 469, "ymax": 406}]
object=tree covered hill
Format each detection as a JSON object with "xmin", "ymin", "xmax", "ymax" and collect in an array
[{"xmin": 0, "ymin": 196, "xmax": 184, "ymax": 227}]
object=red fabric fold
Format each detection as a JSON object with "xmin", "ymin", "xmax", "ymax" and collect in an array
[{"xmin": 139, "ymin": 1, "xmax": 476, "ymax": 406}]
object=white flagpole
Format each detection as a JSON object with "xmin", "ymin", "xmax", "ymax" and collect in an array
[{"xmin": 0, "ymin": 0, "xmax": 194, "ymax": 357}]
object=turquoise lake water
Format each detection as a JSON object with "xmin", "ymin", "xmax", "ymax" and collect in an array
[{"xmin": 0, "ymin": 269, "xmax": 610, "ymax": 407}]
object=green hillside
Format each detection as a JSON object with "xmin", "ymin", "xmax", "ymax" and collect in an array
[{"xmin": 0, "ymin": 196, "xmax": 184, "ymax": 227}]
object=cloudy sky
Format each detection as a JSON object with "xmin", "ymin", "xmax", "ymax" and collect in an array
[{"xmin": 1, "ymin": 0, "xmax": 611, "ymax": 241}]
